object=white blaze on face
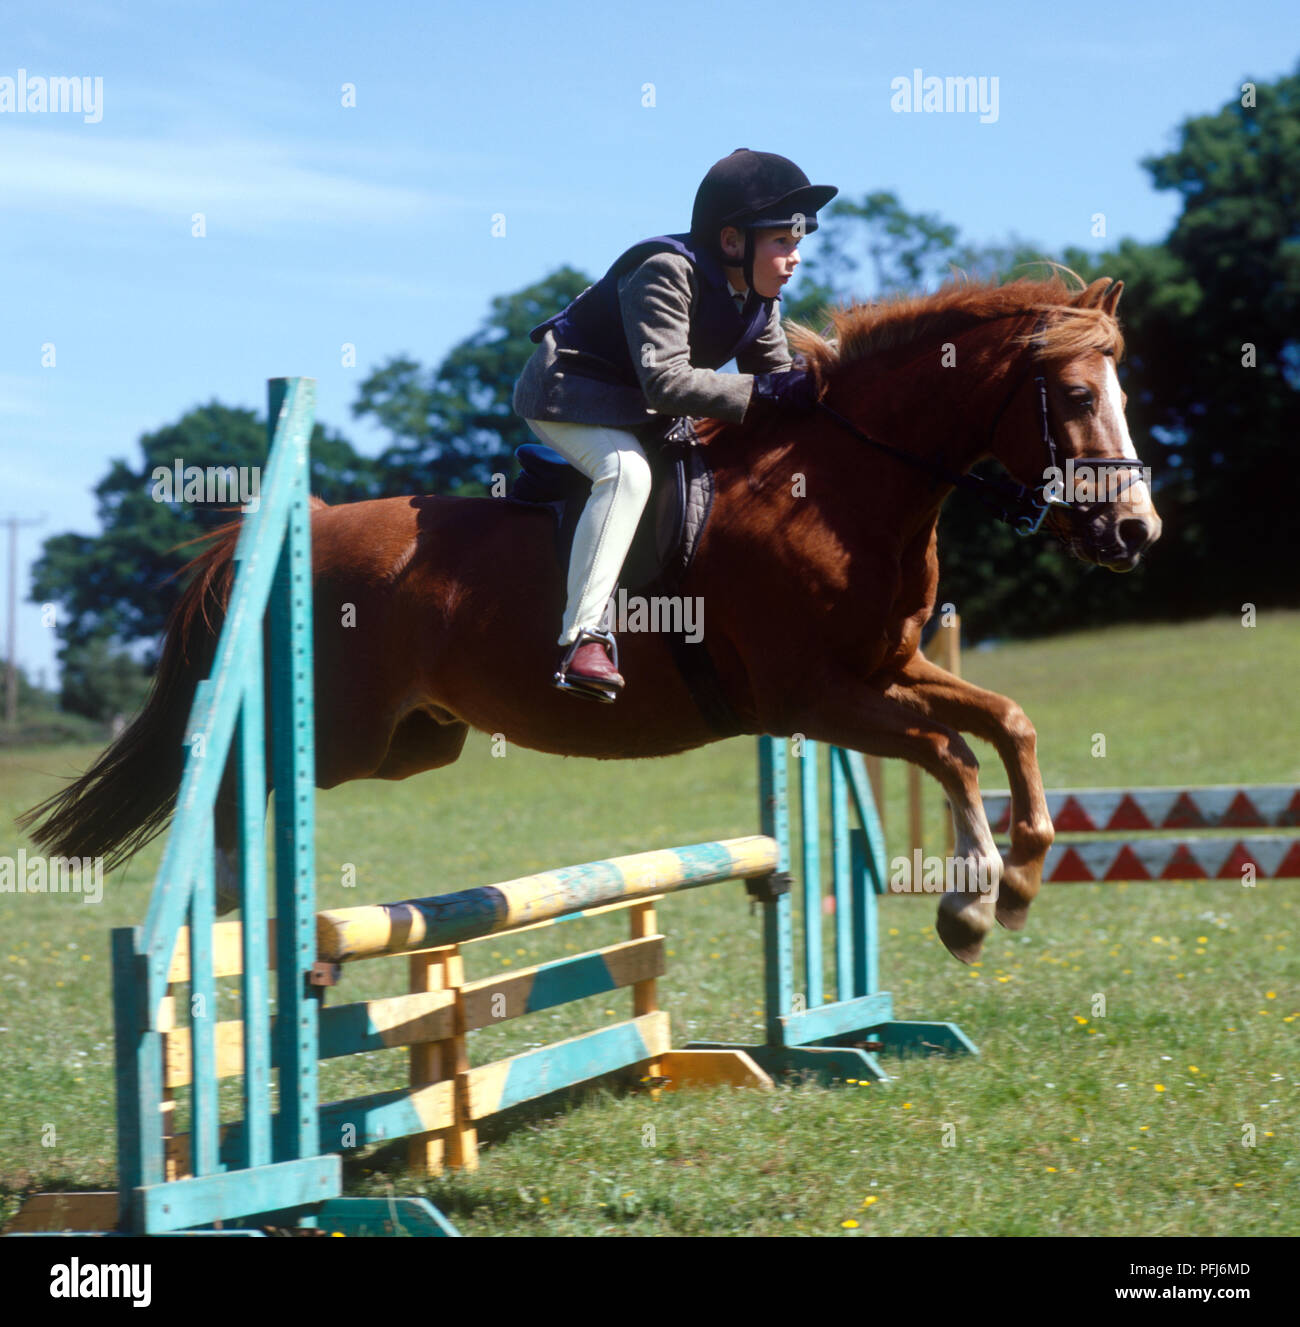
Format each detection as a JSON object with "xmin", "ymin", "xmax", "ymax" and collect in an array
[{"xmin": 1101, "ymin": 358, "xmax": 1153, "ymax": 515}]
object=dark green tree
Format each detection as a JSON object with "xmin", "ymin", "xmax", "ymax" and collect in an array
[
  {"xmin": 1133, "ymin": 66, "xmax": 1300, "ymax": 608},
  {"xmin": 998, "ymin": 67, "xmax": 1300, "ymax": 625}
]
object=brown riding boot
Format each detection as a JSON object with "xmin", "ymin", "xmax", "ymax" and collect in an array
[{"xmin": 554, "ymin": 629, "xmax": 623, "ymax": 703}]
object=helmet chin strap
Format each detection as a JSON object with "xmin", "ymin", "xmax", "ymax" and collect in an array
[{"xmin": 719, "ymin": 229, "xmax": 757, "ymax": 304}]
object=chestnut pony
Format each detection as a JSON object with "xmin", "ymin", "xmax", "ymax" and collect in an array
[{"xmin": 21, "ymin": 276, "xmax": 1160, "ymax": 964}]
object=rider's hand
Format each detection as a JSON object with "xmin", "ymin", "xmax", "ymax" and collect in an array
[{"xmin": 750, "ymin": 369, "xmax": 819, "ymax": 413}]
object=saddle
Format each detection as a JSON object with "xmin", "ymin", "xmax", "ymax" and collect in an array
[
  {"xmin": 508, "ymin": 418, "xmax": 742, "ymax": 735},
  {"xmin": 508, "ymin": 417, "xmax": 714, "ymax": 593}
]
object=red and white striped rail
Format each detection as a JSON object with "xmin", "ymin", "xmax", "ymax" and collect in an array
[{"xmin": 981, "ymin": 784, "xmax": 1300, "ymax": 883}]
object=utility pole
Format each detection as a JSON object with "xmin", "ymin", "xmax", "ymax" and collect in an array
[{"xmin": 4, "ymin": 514, "xmax": 45, "ymax": 727}]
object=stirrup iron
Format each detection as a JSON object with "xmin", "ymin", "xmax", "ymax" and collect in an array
[{"xmin": 553, "ymin": 627, "xmax": 620, "ymax": 704}]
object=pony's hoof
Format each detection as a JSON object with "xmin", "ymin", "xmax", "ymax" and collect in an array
[
  {"xmin": 935, "ymin": 908, "xmax": 988, "ymax": 964},
  {"xmin": 995, "ymin": 899, "xmax": 1030, "ymax": 931}
]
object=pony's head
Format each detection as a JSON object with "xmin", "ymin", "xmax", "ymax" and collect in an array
[
  {"xmin": 787, "ymin": 273, "xmax": 1162, "ymax": 571},
  {"xmin": 1000, "ymin": 276, "xmax": 1161, "ymax": 570}
]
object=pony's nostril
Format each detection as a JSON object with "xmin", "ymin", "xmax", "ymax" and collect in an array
[{"xmin": 1118, "ymin": 518, "xmax": 1150, "ymax": 556}]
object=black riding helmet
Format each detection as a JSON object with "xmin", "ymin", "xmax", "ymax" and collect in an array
[{"xmin": 689, "ymin": 148, "xmax": 838, "ymax": 292}]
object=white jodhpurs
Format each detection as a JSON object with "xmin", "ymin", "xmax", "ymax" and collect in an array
[{"xmin": 523, "ymin": 418, "xmax": 652, "ymax": 646}]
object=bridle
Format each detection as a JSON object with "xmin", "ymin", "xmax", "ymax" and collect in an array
[{"xmin": 813, "ymin": 313, "xmax": 1148, "ymax": 537}]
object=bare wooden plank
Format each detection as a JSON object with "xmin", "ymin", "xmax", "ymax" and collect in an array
[
  {"xmin": 5, "ymin": 1192, "xmax": 119, "ymax": 1233},
  {"xmin": 168, "ymin": 919, "xmax": 277, "ymax": 983}
]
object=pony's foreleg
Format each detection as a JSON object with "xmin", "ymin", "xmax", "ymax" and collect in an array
[
  {"xmin": 800, "ymin": 684, "xmax": 1003, "ymax": 963},
  {"xmin": 881, "ymin": 651, "xmax": 1053, "ymax": 930}
]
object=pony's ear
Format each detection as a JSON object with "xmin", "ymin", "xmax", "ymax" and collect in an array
[
  {"xmin": 1100, "ymin": 278, "xmax": 1124, "ymax": 318},
  {"xmin": 1077, "ymin": 277, "xmax": 1113, "ymax": 309}
]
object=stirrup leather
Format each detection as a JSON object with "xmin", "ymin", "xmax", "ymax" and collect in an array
[{"xmin": 553, "ymin": 628, "xmax": 620, "ymax": 704}]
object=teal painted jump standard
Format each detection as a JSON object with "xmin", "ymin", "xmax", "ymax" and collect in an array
[
  {"xmin": 134, "ymin": 1157, "xmax": 341, "ymax": 1236},
  {"xmin": 140, "ymin": 378, "xmax": 318, "ymax": 1012},
  {"xmin": 205, "ymin": 1195, "xmax": 458, "ymax": 1238},
  {"xmin": 758, "ymin": 736, "xmax": 794, "ymax": 1048},
  {"xmin": 111, "ymin": 927, "xmax": 161, "ymax": 1230},
  {"xmin": 799, "ymin": 745, "xmax": 823, "ymax": 1011},
  {"xmin": 831, "ymin": 747, "xmax": 853, "ymax": 1002},
  {"xmin": 686, "ymin": 736, "xmax": 978, "ymax": 1082},
  {"xmin": 236, "ymin": 630, "xmax": 272, "ymax": 1174},
  {"xmin": 841, "ymin": 748, "xmax": 890, "ymax": 895},
  {"xmin": 783, "ymin": 992, "xmax": 896, "ymax": 1045},
  {"xmin": 269, "ymin": 381, "xmax": 319, "ymax": 1175},
  {"xmin": 110, "ymin": 378, "xmax": 361, "ymax": 1237},
  {"xmin": 190, "ymin": 820, "xmax": 217, "ymax": 1179},
  {"xmin": 851, "ymin": 827, "xmax": 875, "ymax": 996}
]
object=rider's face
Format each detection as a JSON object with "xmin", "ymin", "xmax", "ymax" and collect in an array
[{"xmin": 720, "ymin": 226, "xmax": 802, "ymax": 299}]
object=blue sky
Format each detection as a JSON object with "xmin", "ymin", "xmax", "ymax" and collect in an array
[{"xmin": 4, "ymin": 0, "xmax": 1296, "ymax": 686}]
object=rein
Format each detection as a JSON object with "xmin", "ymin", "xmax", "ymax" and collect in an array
[{"xmin": 813, "ymin": 315, "xmax": 1146, "ymax": 537}]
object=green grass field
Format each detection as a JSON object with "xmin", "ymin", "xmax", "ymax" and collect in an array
[{"xmin": 1, "ymin": 611, "xmax": 1296, "ymax": 1236}]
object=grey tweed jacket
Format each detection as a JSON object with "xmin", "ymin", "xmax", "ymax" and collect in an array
[{"xmin": 512, "ymin": 251, "xmax": 795, "ymax": 430}]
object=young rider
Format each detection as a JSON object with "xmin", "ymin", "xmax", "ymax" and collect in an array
[{"xmin": 513, "ymin": 148, "xmax": 837, "ymax": 702}]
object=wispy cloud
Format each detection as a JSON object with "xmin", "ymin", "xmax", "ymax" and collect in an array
[{"xmin": 0, "ymin": 128, "xmax": 469, "ymax": 230}]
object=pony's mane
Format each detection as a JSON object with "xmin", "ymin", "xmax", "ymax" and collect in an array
[{"xmin": 786, "ymin": 274, "xmax": 1124, "ymax": 380}]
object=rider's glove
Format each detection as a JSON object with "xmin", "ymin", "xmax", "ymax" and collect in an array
[{"xmin": 750, "ymin": 369, "xmax": 819, "ymax": 412}]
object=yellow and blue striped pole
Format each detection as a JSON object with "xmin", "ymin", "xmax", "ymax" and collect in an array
[{"xmin": 317, "ymin": 836, "xmax": 780, "ymax": 963}]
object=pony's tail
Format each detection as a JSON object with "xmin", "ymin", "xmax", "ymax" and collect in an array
[{"xmin": 16, "ymin": 524, "xmax": 243, "ymax": 874}]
